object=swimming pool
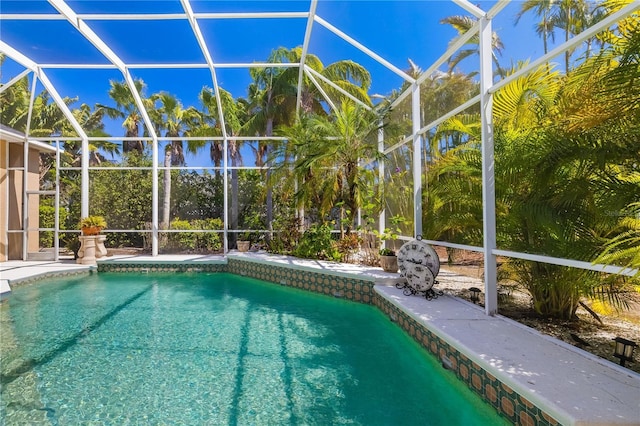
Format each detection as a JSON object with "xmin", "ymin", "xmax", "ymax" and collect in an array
[{"xmin": 1, "ymin": 272, "xmax": 508, "ymax": 424}]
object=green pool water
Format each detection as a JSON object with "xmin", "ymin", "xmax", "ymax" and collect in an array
[{"xmin": 0, "ymin": 272, "xmax": 507, "ymax": 425}]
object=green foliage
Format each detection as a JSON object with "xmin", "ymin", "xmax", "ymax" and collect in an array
[
  {"xmin": 172, "ymin": 171, "xmax": 224, "ymax": 220},
  {"xmin": 38, "ymin": 204, "xmax": 68, "ymax": 247},
  {"xmin": 166, "ymin": 219, "xmax": 196, "ymax": 251},
  {"xmin": 506, "ymin": 261, "xmax": 586, "ymax": 319},
  {"xmin": 193, "ymin": 219, "xmax": 224, "ymax": 251},
  {"xmin": 237, "ymin": 170, "xmax": 267, "ymax": 230},
  {"xmin": 164, "ymin": 218, "xmax": 223, "ymax": 253},
  {"xmin": 62, "ymin": 234, "xmax": 81, "ymax": 259},
  {"xmin": 334, "ymin": 233, "xmax": 362, "ymax": 263},
  {"xmin": 423, "ymin": 20, "xmax": 640, "ymax": 318},
  {"xmin": 268, "ymin": 213, "xmax": 301, "ymax": 255},
  {"xmin": 293, "ymin": 222, "xmax": 339, "ymax": 261},
  {"xmin": 595, "ymin": 202, "xmax": 640, "ymax": 280},
  {"xmin": 80, "ymin": 215, "xmax": 107, "ymax": 229},
  {"xmin": 275, "ymin": 102, "xmax": 387, "ymax": 234},
  {"xmin": 4, "ymin": 21, "xmax": 637, "ymax": 323},
  {"xmin": 59, "ymin": 168, "xmax": 82, "ymax": 231},
  {"xmin": 371, "ymin": 215, "xmax": 409, "ymax": 256},
  {"xmin": 89, "ymin": 152, "xmax": 153, "ymax": 247},
  {"xmin": 379, "ymin": 248, "xmax": 395, "ymax": 256}
]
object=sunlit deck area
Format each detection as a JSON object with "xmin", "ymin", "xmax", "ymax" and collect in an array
[{"xmin": 2, "ymin": 255, "xmax": 638, "ymax": 425}]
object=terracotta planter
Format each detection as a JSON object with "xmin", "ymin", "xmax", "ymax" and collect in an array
[
  {"xmin": 237, "ymin": 241, "xmax": 250, "ymax": 252},
  {"xmin": 81, "ymin": 226, "xmax": 101, "ymax": 236},
  {"xmin": 380, "ymin": 255, "xmax": 398, "ymax": 273}
]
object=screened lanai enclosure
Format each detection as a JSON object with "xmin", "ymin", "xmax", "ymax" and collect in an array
[{"xmin": 1, "ymin": 0, "xmax": 638, "ymax": 316}]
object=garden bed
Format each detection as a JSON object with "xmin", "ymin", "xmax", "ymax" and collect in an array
[{"xmin": 433, "ymin": 247, "xmax": 640, "ymax": 374}]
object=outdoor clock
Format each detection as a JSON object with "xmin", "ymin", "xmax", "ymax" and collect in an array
[
  {"xmin": 404, "ymin": 262, "xmax": 436, "ymax": 292},
  {"xmin": 397, "ymin": 238, "xmax": 440, "ymax": 278},
  {"xmin": 396, "ymin": 238, "xmax": 442, "ymax": 297}
]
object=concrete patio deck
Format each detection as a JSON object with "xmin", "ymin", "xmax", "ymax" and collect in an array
[{"xmin": 1, "ymin": 253, "xmax": 639, "ymax": 425}]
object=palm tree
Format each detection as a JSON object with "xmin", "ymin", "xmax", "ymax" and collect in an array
[
  {"xmin": 100, "ymin": 79, "xmax": 152, "ymax": 154},
  {"xmin": 151, "ymin": 92, "xmax": 201, "ymax": 229},
  {"xmin": 515, "ymin": 0, "xmax": 557, "ymax": 55},
  {"xmin": 0, "ymin": 71, "xmax": 117, "ymax": 164},
  {"xmin": 245, "ymin": 46, "xmax": 374, "ymax": 235},
  {"xmin": 440, "ymin": 15, "xmax": 505, "ymax": 78},
  {"xmin": 66, "ymin": 103, "xmax": 120, "ymax": 166},
  {"xmin": 198, "ymin": 87, "xmax": 246, "ymax": 170},
  {"xmin": 243, "ymin": 51, "xmax": 297, "ymax": 238},
  {"xmin": 263, "ymin": 46, "xmax": 373, "ymax": 115},
  {"xmin": 198, "ymin": 87, "xmax": 249, "ymax": 246},
  {"xmin": 516, "ymin": 0, "xmax": 603, "ymax": 73},
  {"xmin": 0, "ymin": 76, "xmax": 76, "ymax": 138},
  {"xmin": 0, "ymin": 74, "xmax": 32, "ymax": 131},
  {"xmin": 277, "ymin": 101, "xmax": 387, "ymax": 235},
  {"xmin": 596, "ymin": 204, "xmax": 640, "ymax": 280},
  {"xmin": 557, "ymin": 0, "xmax": 593, "ymax": 72},
  {"xmin": 581, "ymin": 0, "xmax": 640, "ymax": 280}
]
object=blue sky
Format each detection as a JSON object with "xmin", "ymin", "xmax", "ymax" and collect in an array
[{"xmin": 0, "ymin": 1, "xmax": 552, "ymax": 147}]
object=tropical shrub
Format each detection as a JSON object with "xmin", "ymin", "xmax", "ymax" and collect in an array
[
  {"xmin": 335, "ymin": 233, "xmax": 362, "ymax": 263},
  {"xmin": 192, "ymin": 218, "xmax": 224, "ymax": 251},
  {"xmin": 164, "ymin": 218, "xmax": 223, "ymax": 252},
  {"xmin": 90, "ymin": 152, "xmax": 153, "ymax": 247},
  {"xmin": 166, "ymin": 219, "xmax": 195, "ymax": 251},
  {"xmin": 293, "ymin": 222, "xmax": 338, "ymax": 260},
  {"xmin": 172, "ymin": 171, "xmax": 224, "ymax": 221},
  {"xmin": 268, "ymin": 214, "xmax": 301, "ymax": 255},
  {"xmin": 422, "ymin": 8, "xmax": 640, "ymax": 319}
]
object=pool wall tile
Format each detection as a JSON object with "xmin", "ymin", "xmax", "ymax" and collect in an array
[
  {"xmin": 97, "ymin": 263, "xmax": 226, "ymax": 273},
  {"xmin": 226, "ymin": 258, "xmax": 376, "ymax": 304},
  {"xmin": 7, "ymin": 270, "xmax": 91, "ymax": 287},
  {"xmin": 372, "ymin": 292, "xmax": 561, "ymax": 426}
]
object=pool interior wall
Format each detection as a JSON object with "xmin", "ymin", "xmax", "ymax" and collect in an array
[{"xmin": 93, "ymin": 257, "xmax": 559, "ymax": 426}]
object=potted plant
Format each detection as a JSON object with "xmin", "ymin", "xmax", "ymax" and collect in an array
[
  {"xmin": 379, "ymin": 247, "xmax": 398, "ymax": 272},
  {"xmin": 80, "ymin": 216, "xmax": 107, "ymax": 236},
  {"xmin": 237, "ymin": 232, "xmax": 251, "ymax": 252},
  {"xmin": 374, "ymin": 215, "xmax": 409, "ymax": 272},
  {"xmin": 77, "ymin": 216, "xmax": 108, "ymax": 265}
]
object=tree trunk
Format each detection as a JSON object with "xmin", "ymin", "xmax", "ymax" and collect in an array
[
  {"xmin": 543, "ymin": 11, "xmax": 549, "ymax": 55},
  {"xmin": 162, "ymin": 148, "xmax": 172, "ymax": 229},
  {"xmin": 231, "ymin": 153, "xmax": 239, "ymax": 248},
  {"xmin": 565, "ymin": 7, "xmax": 571, "ymax": 73},
  {"xmin": 265, "ymin": 117, "xmax": 274, "ymax": 241}
]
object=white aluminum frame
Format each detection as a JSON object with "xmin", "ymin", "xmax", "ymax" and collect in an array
[
  {"xmin": 0, "ymin": 0, "xmax": 637, "ymax": 315},
  {"xmin": 478, "ymin": 15, "xmax": 498, "ymax": 315}
]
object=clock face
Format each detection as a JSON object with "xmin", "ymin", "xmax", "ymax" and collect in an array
[
  {"xmin": 406, "ymin": 263, "xmax": 435, "ymax": 291},
  {"xmin": 397, "ymin": 240, "xmax": 440, "ymax": 278}
]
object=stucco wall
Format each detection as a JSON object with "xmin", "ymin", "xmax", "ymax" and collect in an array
[
  {"xmin": 3, "ymin": 142, "xmax": 41, "ymax": 260},
  {"xmin": 0, "ymin": 139, "xmax": 7, "ymax": 262}
]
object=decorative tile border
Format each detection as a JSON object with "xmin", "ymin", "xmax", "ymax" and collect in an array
[
  {"xmin": 98, "ymin": 263, "xmax": 226, "ymax": 273},
  {"xmin": 6, "ymin": 270, "xmax": 92, "ymax": 287},
  {"xmin": 227, "ymin": 258, "xmax": 376, "ymax": 304},
  {"xmin": 372, "ymin": 293, "xmax": 560, "ymax": 426}
]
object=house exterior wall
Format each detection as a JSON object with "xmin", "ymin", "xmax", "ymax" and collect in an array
[
  {"xmin": 1, "ymin": 140, "xmax": 41, "ymax": 261},
  {"xmin": 0, "ymin": 139, "xmax": 7, "ymax": 262}
]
